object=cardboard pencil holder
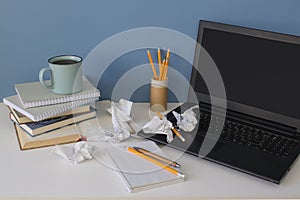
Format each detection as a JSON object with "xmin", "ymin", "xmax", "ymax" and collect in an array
[{"xmin": 150, "ymin": 78, "xmax": 168, "ymax": 112}]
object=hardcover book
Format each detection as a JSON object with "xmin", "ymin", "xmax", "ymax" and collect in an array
[
  {"xmin": 10, "ymin": 108, "xmax": 96, "ymax": 136},
  {"xmin": 14, "ymin": 123, "xmax": 83, "ymax": 150}
]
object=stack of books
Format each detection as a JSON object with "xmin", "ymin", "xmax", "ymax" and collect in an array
[{"xmin": 3, "ymin": 76, "xmax": 100, "ymax": 150}]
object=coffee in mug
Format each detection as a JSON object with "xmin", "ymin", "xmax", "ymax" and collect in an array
[{"xmin": 39, "ymin": 55, "xmax": 83, "ymax": 94}]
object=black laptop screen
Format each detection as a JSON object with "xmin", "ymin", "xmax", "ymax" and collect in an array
[{"xmin": 194, "ymin": 24, "xmax": 300, "ymax": 120}]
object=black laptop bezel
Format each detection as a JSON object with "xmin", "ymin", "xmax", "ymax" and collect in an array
[{"xmin": 190, "ymin": 20, "xmax": 300, "ymax": 132}]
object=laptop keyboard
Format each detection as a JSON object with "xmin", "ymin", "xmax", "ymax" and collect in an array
[
  {"xmin": 199, "ymin": 112, "xmax": 299, "ymax": 159},
  {"xmin": 167, "ymin": 109, "xmax": 299, "ymax": 159}
]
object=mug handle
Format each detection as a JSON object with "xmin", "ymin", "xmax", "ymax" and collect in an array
[{"xmin": 39, "ymin": 67, "xmax": 54, "ymax": 89}]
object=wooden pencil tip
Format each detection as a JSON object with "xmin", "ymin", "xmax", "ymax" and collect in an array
[
  {"xmin": 156, "ymin": 111, "xmax": 163, "ymax": 119},
  {"xmin": 132, "ymin": 146, "xmax": 140, "ymax": 151}
]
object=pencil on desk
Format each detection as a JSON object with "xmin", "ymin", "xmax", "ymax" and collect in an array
[
  {"xmin": 155, "ymin": 111, "xmax": 165, "ymax": 121},
  {"xmin": 147, "ymin": 50, "xmax": 158, "ymax": 80},
  {"xmin": 156, "ymin": 111, "xmax": 186, "ymax": 142},
  {"xmin": 133, "ymin": 146, "xmax": 181, "ymax": 168},
  {"xmin": 171, "ymin": 128, "xmax": 185, "ymax": 142},
  {"xmin": 128, "ymin": 147, "xmax": 184, "ymax": 178}
]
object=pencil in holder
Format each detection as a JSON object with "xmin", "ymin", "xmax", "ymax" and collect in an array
[{"xmin": 150, "ymin": 78, "xmax": 168, "ymax": 112}]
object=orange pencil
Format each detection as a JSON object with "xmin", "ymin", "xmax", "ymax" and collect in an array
[
  {"xmin": 147, "ymin": 50, "xmax": 158, "ymax": 80},
  {"xmin": 160, "ymin": 59, "xmax": 166, "ymax": 80},
  {"xmin": 163, "ymin": 58, "xmax": 169, "ymax": 80},
  {"xmin": 164, "ymin": 49, "xmax": 170, "ymax": 80},
  {"xmin": 128, "ymin": 147, "xmax": 184, "ymax": 178},
  {"xmin": 157, "ymin": 48, "xmax": 162, "ymax": 76},
  {"xmin": 166, "ymin": 48, "xmax": 170, "ymax": 64},
  {"xmin": 156, "ymin": 111, "xmax": 186, "ymax": 142}
]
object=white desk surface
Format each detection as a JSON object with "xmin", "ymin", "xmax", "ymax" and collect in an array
[{"xmin": 0, "ymin": 101, "xmax": 300, "ymax": 199}]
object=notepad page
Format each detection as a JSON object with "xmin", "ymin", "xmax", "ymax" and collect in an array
[{"xmin": 105, "ymin": 141, "xmax": 184, "ymax": 192}]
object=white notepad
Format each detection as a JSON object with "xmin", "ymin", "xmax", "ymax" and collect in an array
[
  {"xmin": 104, "ymin": 141, "xmax": 184, "ymax": 193},
  {"xmin": 15, "ymin": 76, "xmax": 100, "ymax": 108}
]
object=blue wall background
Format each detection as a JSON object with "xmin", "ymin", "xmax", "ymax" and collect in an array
[{"xmin": 1, "ymin": 0, "xmax": 300, "ymax": 102}]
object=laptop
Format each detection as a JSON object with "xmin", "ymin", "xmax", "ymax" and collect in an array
[{"xmin": 138, "ymin": 20, "xmax": 300, "ymax": 184}]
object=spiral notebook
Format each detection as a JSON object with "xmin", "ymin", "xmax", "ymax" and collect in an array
[
  {"xmin": 103, "ymin": 141, "xmax": 184, "ymax": 193},
  {"xmin": 15, "ymin": 76, "xmax": 100, "ymax": 108},
  {"xmin": 3, "ymin": 95, "xmax": 97, "ymax": 122}
]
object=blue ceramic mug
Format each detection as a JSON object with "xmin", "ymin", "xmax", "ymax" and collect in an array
[{"xmin": 39, "ymin": 55, "xmax": 83, "ymax": 94}]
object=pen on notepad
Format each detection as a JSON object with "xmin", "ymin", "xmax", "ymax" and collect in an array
[
  {"xmin": 133, "ymin": 147, "xmax": 181, "ymax": 168},
  {"xmin": 156, "ymin": 111, "xmax": 186, "ymax": 142},
  {"xmin": 128, "ymin": 147, "xmax": 185, "ymax": 178}
]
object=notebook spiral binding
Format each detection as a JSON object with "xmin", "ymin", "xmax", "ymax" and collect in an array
[
  {"xmin": 22, "ymin": 90, "xmax": 100, "ymax": 108},
  {"xmin": 33, "ymin": 97, "xmax": 98, "ymax": 121}
]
